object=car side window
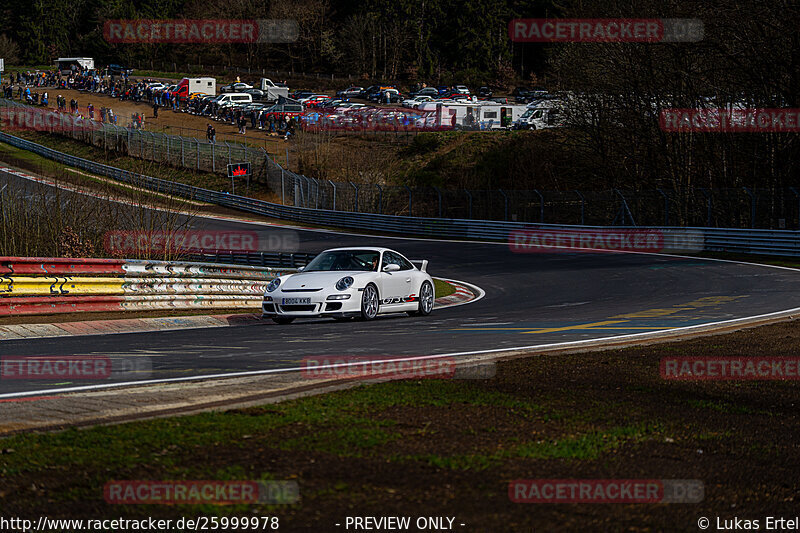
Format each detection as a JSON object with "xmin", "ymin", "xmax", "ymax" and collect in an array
[{"xmin": 385, "ymin": 252, "xmax": 412, "ymax": 271}]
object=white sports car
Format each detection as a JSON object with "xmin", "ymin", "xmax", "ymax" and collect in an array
[{"xmin": 262, "ymin": 247, "xmax": 435, "ymax": 324}]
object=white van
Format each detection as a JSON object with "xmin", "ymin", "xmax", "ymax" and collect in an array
[{"xmin": 216, "ymin": 93, "xmax": 253, "ymax": 105}]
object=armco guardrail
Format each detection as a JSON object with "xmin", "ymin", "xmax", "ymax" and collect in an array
[
  {"xmin": 0, "ymin": 257, "xmax": 292, "ymax": 316},
  {"xmin": 1, "ymin": 131, "xmax": 799, "ymax": 257}
]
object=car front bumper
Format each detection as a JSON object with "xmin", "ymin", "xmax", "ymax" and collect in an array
[{"xmin": 261, "ymin": 290, "xmax": 361, "ymax": 318}]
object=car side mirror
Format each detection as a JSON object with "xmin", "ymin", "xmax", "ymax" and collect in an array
[
  {"xmin": 382, "ymin": 264, "xmax": 400, "ymax": 272},
  {"xmin": 297, "ymin": 266, "xmax": 305, "ymax": 272}
]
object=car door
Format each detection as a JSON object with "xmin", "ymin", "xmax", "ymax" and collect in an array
[{"xmin": 379, "ymin": 252, "xmax": 413, "ymax": 303}]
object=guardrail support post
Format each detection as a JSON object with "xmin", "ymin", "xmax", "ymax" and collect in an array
[
  {"xmin": 499, "ymin": 189, "xmax": 508, "ymax": 221},
  {"xmin": 575, "ymin": 190, "xmax": 585, "ymax": 225},
  {"xmin": 613, "ymin": 189, "xmax": 636, "ymax": 226},
  {"xmin": 699, "ymin": 188, "xmax": 712, "ymax": 226},
  {"xmin": 433, "ymin": 186, "xmax": 442, "ymax": 217},
  {"xmin": 328, "ymin": 180, "xmax": 337, "ymax": 210},
  {"xmin": 465, "ymin": 189, "xmax": 473, "ymax": 219},
  {"xmin": 790, "ymin": 187, "xmax": 800, "ymax": 229},
  {"xmin": 743, "ymin": 187, "xmax": 756, "ymax": 229},
  {"xmin": 657, "ymin": 188, "xmax": 669, "ymax": 226},
  {"xmin": 533, "ymin": 189, "xmax": 544, "ymax": 222},
  {"xmin": 375, "ymin": 184, "xmax": 383, "ymax": 214},
  {"xmin": 349, "ymin": 181, "xmax": 359, "ymax": 212}
]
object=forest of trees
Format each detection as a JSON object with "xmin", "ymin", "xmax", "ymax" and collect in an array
[{"xmin": 0, "ymin": 0, "xmax": 551, "ymax": 86}]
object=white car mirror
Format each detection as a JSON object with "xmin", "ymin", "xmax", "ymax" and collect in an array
[
  {"xmin": 297, "ymin": 266, "xmax": 305, "ymax": 272},
  {"xmin": 383, "ymin": 264, "xmax": 400, "ymax": 272}
]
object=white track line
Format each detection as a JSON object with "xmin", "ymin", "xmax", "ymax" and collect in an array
[{"xmin": 1, "ymin": 304, "xmax": 798, "ymax": 399}]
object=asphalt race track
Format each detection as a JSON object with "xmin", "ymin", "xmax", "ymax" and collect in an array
[{"xmin": 3, "ymin": 171, "xmax": 800, "ymax": 397}]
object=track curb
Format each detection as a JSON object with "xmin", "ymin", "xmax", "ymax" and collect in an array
[{"xmin": 0, "ymin": 279, "xmax": 482, "ymax": 341}]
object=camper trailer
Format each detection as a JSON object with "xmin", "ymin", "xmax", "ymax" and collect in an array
[
  {"xmin": 55, "ymin": 57, "xmax": 94, "ymax": 75},
  {"xmin": 175, "ymin": 78, "xmax": 217, "ymax": 101}
]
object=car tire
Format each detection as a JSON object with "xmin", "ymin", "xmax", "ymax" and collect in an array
[
  {"xmin": 360, "ymin": 284, "xmax": 380, "ymax": 321},
  {"xmin": 409, "ymin": 281, "xmax": 434, "ymax": 317},
  {"xmin": 272, "ymin": 317, "xmax": 295, "ymax": 325}
]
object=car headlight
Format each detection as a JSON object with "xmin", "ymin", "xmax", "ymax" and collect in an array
[
  {"xmin": 335, "ymin": 276, "xmax": 354, "ymax": 291},
  {"xmin": 266, "ymin": 278, "xmax": 281, "ymax": 293}
]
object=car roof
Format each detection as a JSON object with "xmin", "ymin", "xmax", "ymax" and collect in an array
[{"xmin": 323, "ymin": 247, "xmax": 396, "ymax": 253}]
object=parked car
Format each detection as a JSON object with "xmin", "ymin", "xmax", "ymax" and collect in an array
[
  {"xmin": 303, "ymin": 95, "xmax": 332, "ymax": 108},
  {"xmin": 220, "ymin": 82, "xmax": 253, "ymax": 93},
  {"xmin": 454, "ymin": 85, "xmax": 471, "ymax": 95},
  {"xmin": 512, "ymin": 87, "xmax": 531, "ymax": 98},
  {"xmin": 411, "ymin": 87, "xmax": 439, "ymax": 98},
  {"xmin": 107, "ymin": 64, "xmax": 132, "ymax": 76},
  {"xmin": 402, "ymin": 96, "xmax": 433, "ymax": 108},
  {"xmin": 291, "ymin": 90, "xmax": 314, "ymax": 100},
  {"xmin": 477, "ymin": 86, "xmax": 493, "ymax": 98},
  {"xmin": 337, "ymin": 86, "xmax": 364, "ymax": 98},
  {"xmin": 243, "ymin": 88, "xmax": 266, "ymax": 99}
]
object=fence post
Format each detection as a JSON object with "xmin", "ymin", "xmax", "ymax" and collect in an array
[
  {"xmin": 656, "ymin": 188, "xmax": 669, "ymax": 226},
  {"xmin": 432, "ymin": 186, "xmax": 442, "ymax": 217},
  {"xmin": 212, "ymin": 141, "xmax": 216, "ymax": 172},
  {"xmin": 575, "ymin": 190, "xmax": 585, "ymax": 225},
  {"xmin": 613, "ymin": 189, "xmax": 636, "ymax": 226},
  {"xmin": 699, "ymin": 188, "xmax": 712, "ymax": 226},
  {"xmin": 225, "ymin": 142, "xmax": 232, "ymax": 167},
  {"xmin": 181, "ymin": 136, "xmax": 185, "ymax": 167},
  {"xmin": 790, "ymin": 187, "xmax": 800, "ymax": 229},
  {"xmin": 499, "ymin": 189, "xmax": 508, "ymax": 221},
  {"xmin": 533, "ymin": 189, "xmax": 544, "ymax": 223},
  {"xmin": 349, "ymin": 181, "xmax": 359, "ymax": 212},
  {"xmin": 465, "ymin": 189, "xmax": 473, "ymax": 219},
  {"xmin": 281, "ymin": 168, "xmax": 285, "ymax": 204},
  {"xmin": 151, "ymin": 131, "xmax": 156, "ymax": 161},
  {"xmin": 405, "ymin": 186, "xmax": 412, "ymax": 216},
  {"xmin": 166, "ymin": 133, "xmax": 170, "ymax": 163},
  {"xmin": 328, "ymin": 179, "xmax": 337, "ymax": 210},
  {"xmin": 375, "ymin": 184, "xmax": 383, "ymax": 214},
  {"xmin": 195, "ymin": 138, "xmax": 200, "ymax": 170},
  {"xmin": 743, "ymin": 187, "xmax": 756, "ymax": 228}
]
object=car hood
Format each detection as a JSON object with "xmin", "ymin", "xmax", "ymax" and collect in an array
[{"xmin": 282, "ymin": 271, "xmax": 370, "ymax": 290}]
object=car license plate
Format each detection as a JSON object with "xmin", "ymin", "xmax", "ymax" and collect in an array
[{"xmin": 282, "ymin": 298, "xmax": 311, "ymax": 305}]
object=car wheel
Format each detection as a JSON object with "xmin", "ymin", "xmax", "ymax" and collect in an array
[
  {"xmin": 272, "ymin": 317, "xmax": 295, "ymax": 325},
  {"xmin": 360, "ymin": 284, "xmax": 379, "ymax": 320},
  {"xmin": 410, "ymin": 281, "xmax": 434, "ymax": 316}
]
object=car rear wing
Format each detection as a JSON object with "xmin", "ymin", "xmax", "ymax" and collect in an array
[{"xmin": 410, "ymin": 259, "xmax": 428, "ymax": 272}]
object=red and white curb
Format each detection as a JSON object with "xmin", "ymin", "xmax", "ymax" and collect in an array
[
  {"xmin": 0, "ymin": 278, "xmax": 483, "ymax": 341},
  {"xmin": 434, "ymin": 278, "xmax": 484, "ymax": 309}
]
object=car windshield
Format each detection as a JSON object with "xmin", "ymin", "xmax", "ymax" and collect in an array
[{"xmin": 303, "ymin": 250, "xmax": 380, "ymax": 272}]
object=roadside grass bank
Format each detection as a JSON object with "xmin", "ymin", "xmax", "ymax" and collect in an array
[{"xmin": 1, "ymin": 319, "xmax": 798, "ymax": 530}]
